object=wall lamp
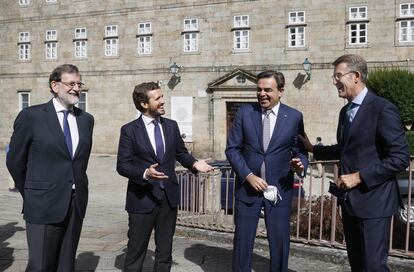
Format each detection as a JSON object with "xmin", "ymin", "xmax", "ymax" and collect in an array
[
  {"xmin": 169, "ymin": 62, "xmax": 181, "ymax": 84},
  {"xmin": 302, "ymin": 58, "xmax": 312, "ymax": 81}
]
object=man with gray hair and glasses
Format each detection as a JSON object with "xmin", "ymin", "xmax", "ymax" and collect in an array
[
  {"xmin": 300, "ymin": 54, "xmax": 409, "ymax": 271},
  {"xmin": 7, "ymin": 64, "xmax": 94, "ymax": 271}
]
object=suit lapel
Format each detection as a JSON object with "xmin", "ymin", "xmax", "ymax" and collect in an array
[
  {"xmin": 251, "ymin": 104, "xmax": 263, "ymax": 151},
  {"xmin": 73, "ymin": 107, "xmax": 86, "ymax": 160},
  {"xmin": 266, "ymin": 103, "xmax": 288, "ymax": 151},
  {"xmin": 135, "ymin": 116, "xmax": 159, "ymax": 162},
  {"xmin": 44, "ymin": 100, "xmax": 72, "ymax": 160},
  {"xmin": 343, "ymin": 91, "xmax": 374, "ymax": 148},
  {"xmin": 160, "ymin": 117, "xmax": 170, "ymax": 162}
]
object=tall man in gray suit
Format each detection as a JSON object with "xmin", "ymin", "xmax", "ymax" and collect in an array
[{"xmin": 7, "ymin": 64, "xmax": 94, "ymax": 271}]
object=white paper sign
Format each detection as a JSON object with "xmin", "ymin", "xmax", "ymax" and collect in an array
[{"xmin": 171, "ymin": 97, "xmax": 193, "ymax": 141}]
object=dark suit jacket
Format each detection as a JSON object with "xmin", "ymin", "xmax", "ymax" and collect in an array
[
  {"xmin": 116, "ymin": 116, "xmax": 197, "ymax": 213},
  {"xmin": 225, "ymin": 103, "xmax": 308, "ymax": 207},
  {"xmin": 314, "ymin": 91, "xmax": 410, "ymax": 218},
  {"xmin": 6, "ymin": 99, "xmax": 94, "ymax": 224}
]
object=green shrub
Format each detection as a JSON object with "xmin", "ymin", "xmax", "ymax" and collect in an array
[
  {"xmin": 366, "ymin": 69, "xmax": 414, "ymax": 126},
  {"xmin": 406, "ymin": 131, "xmax": 414, "ymax": 155}
]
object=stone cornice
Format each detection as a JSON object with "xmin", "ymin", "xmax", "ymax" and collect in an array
[{"xmin": 0, "ymin": 0, "xmax": 258, "ymax": 25}]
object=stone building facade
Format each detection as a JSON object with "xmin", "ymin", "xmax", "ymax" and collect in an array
[{"xmin": 0, "ymin": 0, "xmax": 413, "ymax": 159}]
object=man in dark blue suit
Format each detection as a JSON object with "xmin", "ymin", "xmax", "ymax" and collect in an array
[
  {"xmin": 117, "ymin": 82, "xmax": 212, "ymax": 272},
  {"xmin": 226, "ymin": 70, "xmax": 308, "ymax": 272},
  {"xmin": 300, "ymin": 54, "xmax": 410, "ymax": 271},
  {"xmin": 7, "ymin": 64, "xmax": 94, "ymax": 271}
]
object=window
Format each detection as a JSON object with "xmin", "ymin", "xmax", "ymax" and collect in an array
[
  {"xmin": 46, "ymin": 29, "xmax": 57, "ymax": 41},
  {"xmin": 18, "ymin": 32, "xmax": 31, "ymax": 60},
  {"xmin": 104, "ymin": 25, "xmax": 118, "ymax": 57},
  {"xmin": 19, "ymin": 0, "xmax": 30, "ymax": 6},
  {"xmin": 137, "ymin": 22, "xmax": 152, "ymax": 55},
  {"xmin": 401, "ymin": 3, "xmax": 414, "ymax": 16},
  {"xmin": 76, "ymin": 92, "xmax": 88, "ymax": 112},
  {"xmin": 75, "ymin": 27, "xmax": 86, "ymax": 39},
  {"xmin": 233, "ymin": 15, "xmax": 250, "ymax": 50},
  {"xmin": 45, "ymin": 29, "xmax": 58, "ymax": 60},
  {"xmin": 74, "ymin": 28, "xmax": 87, "ymax": 58},
  {"xmin": 287, "ymin": 11, "xmax": 306, "ymax": 48},
  {"xmin": 18, "ymin": 91, "xmax": 30, "ymax": 111},
  {"xmin": 182, "ymin": 18, "xmax": 199, "ymax": 52},
  {"xmin": 105, "ymin": 25, "xmax": 117, "ymax": 37},
  {"xmin": 348, "ymin": 6, "xmax": 368, "ymax": 45},
  {"xmin": 399, "ymin": 4, "xmax": 414, "ymax": 42}
]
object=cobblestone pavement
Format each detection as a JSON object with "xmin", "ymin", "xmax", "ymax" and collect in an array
[{"xmin": 1, "ymin": 153, "xmax": 352, "ymax": 271}]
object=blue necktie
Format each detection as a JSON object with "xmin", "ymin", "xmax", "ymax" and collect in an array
[
  {"xmin": 342, "ymin": 103, "xmax": 357, "ymax": 143},
  {"xmin": 153, "ymin": 119, "xmax": 165, "ymax": 189},
  {"xmin": 63, "ymin": 110, "xmax": 73, "ymax": 158}
]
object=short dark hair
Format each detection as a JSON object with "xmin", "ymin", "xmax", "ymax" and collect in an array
[
  {"xmin": 133, "ymin": 82, "xmax": 160, "ymax": 112},
  {"xmin": 316, "ymin": 137, "xmax": 322, "ymax": 142},
  {"xmin": 332, "ymin": 54, "xmax": 368, "ymax": 83},
  {"xmin": 49, "ymin": 64, "xmax": 80, "ymax": 94},
  {"xmin": 257, "ymin": 70, "xmax": 285, "ymax": 89}
]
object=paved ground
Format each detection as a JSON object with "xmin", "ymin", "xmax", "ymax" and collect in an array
[{"xmin": 0, "ymin": 153, "xmax": 353, "ymax": 271}]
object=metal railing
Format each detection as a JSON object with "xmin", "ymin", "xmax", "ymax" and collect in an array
[{"xmin": 176, "ymin": 158, "xmax": 414, "ymax": 258}]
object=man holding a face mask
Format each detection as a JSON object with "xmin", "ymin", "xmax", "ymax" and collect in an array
[{"xmin": 226, "ymin": 70, "xmax": 308, "ymax": 272}]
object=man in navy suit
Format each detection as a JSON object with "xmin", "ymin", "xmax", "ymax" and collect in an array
[
  {"xmin": 226, "ymin": 70, "xmax": 308, "ymax": 272},
  {"xmin": 117, "ymin": 82, "xmax": 212, "ymax": 272},
  {"xmin": 300, "ymin": 54, "xmax": 410, "ymax": 271},
  {"xmin": 7, "ymin": 64, "xmax": 94, "ymax": 271}
]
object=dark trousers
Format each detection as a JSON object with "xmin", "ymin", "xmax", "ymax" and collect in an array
[
  {"xmin": 124, "ymin": 190, "xmax": 177, "ymax": 272},
  {"xmin": 233, "ymin": 198, "xmax": 291, "ymax": 272},
  {"xmin": 342, "ymin": 206, "xmax": 392, "ymax": 272},
  {"xmin": 25, "ymin": 191, "xmax": 83, "ymax": 272}
]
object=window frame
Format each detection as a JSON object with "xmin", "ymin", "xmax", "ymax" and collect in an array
[
  {"xmin": 19, "ymin": 0, "xmax": 30, "ymax": 6},
  {"xmin": 18, "ymin": 91, "xmax": 30, "ymax": 111},
  {"xmin": 137, "ymin": 22, "xmax": 152, "ymax": 55},
  {"xmin": 346, "ymin": 6, "xmax": 369, "ymax": 47},
  {"xmin": 76, "ymin": 91, "xmax": 88, "ymax": 112},
  {"xmin": 18, "ymin": 32, "xmax": 31, "ymax": 61},
  {"xmin": 232, "ymin": 15, "xmax": 250, "ymax": 51}
]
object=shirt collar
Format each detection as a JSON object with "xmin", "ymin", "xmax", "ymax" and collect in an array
[
  {"xmin": 262, "ymin": 102, "xmax": 280, "ymax": 116},
  {"xmin": 52, "ymin": 97, "xmax": 73, "ymax": 113},
  {"xmin": 142, "ymin": 114, "xmax": 160, "ymax": 126},
  {"xmin": 351, "ymin": 87, "xmax": 368, "ymax": 106}
]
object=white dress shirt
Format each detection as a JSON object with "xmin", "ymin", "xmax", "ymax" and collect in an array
[
  {"xmin": 53, "ymin": 98, "xmax": 79, "ymax": 156},
  {"xmin": 262, "ymin": 102, "xmax": 280, "ymax": 138},
  {"xmin": 141, "ymin": 114, "xmax": 166, "ymax": 155},
  {"xmin": 53, "ymin": 98, "xmax": 79, "ymax": 189}
]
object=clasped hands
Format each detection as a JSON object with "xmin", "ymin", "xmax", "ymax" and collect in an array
[{"xmin": 145, "ymin": 158, "xmax": 214, "ymax": 181}]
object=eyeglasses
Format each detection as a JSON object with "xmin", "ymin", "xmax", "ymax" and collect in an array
[
  {"xmin": 332, "ymin": 71, "xmax": 356, "ymax": 81},
  {"xmin": 59, "ymin": 81, "xmax": 85, "ymax": 89}
]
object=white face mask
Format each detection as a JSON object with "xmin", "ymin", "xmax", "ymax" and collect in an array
[{"xmin": 263, "ymin": 185, "xmax": 282, "ymax": 206}]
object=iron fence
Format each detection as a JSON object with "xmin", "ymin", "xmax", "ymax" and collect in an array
[{"xmin": 176, "ymin": 158, "xmax": 414, "ymax": 258}]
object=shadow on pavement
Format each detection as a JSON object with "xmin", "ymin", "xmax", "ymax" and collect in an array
[
  {"xmin": 75, "ymin": 251, "xmax": 100, "ymax": 271},
  {"xmin": 0, "ymin": 222, "xmax": 25, "ymax": 271},
  {"xmin": 115, "ymin": 248, "xmax": 156, "ymax": 270},
  {"xmin": 184, "ymin": 243, "xmax": 296, "ymax": 272}
]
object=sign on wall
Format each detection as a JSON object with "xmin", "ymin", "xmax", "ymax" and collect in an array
[{"xmin": 171, "ymin": 96, "xmax": 193, "ymax": 141}]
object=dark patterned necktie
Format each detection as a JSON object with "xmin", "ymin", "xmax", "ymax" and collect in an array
[
  {"xmin": 62, "ymin": 110, "xmax": 73, "ymax": 158},
  {"xmin": 153, "ymin": 119, "xmax": 165, "ymax": 189},
  {"xmin": 153, "ymin": 119, "xmax": 165, "ymax": 161}
]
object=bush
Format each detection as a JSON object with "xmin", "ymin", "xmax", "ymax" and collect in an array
[
  {"xmin": 366, "ymin": 69, "xmax": 414, "ymax": 126},
  {"xmin": 406, "ymin": 131, "xmax": 414, "ymax": 155}
]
